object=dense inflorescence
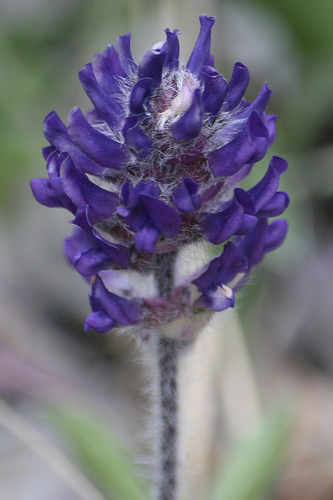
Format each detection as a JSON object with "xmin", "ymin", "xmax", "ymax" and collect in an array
[{"xmin": 31, "ymin": 16, "xmax": 289, "ymax": 341}]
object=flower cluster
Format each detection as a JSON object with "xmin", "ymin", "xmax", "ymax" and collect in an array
[{"xmin": 31, "ymin": 16, "xmax": 289, "ymax": 341}]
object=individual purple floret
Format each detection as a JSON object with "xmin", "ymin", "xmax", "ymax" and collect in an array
[{"xmin": 31, "ymin": 16, "xmax": 289, "ymax": 341}]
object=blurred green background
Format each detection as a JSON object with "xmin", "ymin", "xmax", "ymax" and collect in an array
[{"xmin": 1, "ymin": 0, "xmax": 333, "ymax": 499}]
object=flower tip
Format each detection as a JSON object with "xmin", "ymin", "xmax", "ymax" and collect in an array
[
  {"xmin": 199, "ymin": 14, "xmax": 216, "ymax": 24},
  {"xmin": 264, "ymin": 81, "xmax": 273, "ymax": 94},
  {"xmin": 164, "ymin": 27, "xmax": 181, "ymax": 35},
  {"xmin": 43, "ymin": 110, "xmax": 56, "ymax": 125},
  {"xmin": 78, "ymin": 63, "xmax": 93, "ymax": 82},
  {"xmin": 84, "ymin": 322, "xmax": 91, "ymax": 334},
  {"xmin": 270, "ymin": 156, "xmax": 289, "ymax": 174}
]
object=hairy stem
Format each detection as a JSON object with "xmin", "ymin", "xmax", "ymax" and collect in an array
[
  {"xmin": 154, "ymin": 252, "xmax": 178, "ymax": 500},
  {"xmin": 157, "ymin": 336, "xmax": 178, "ymax": 500}
]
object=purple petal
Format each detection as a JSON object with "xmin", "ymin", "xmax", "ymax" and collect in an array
[
  {"xmin": 90, "ymin": 275, "xmax": 142, "ymax": 325},
  {"xmin": 187, "ymin": 15, "xmax": 216, "ymax": 77},
  {"xmin": 121, "ymin": 180, "xmax": 160, "ymax": 208},
  {"xmin": 116, "ymin": 33, "xmax": 137, "ymax": 74},
  {"xmin": 79, "ymin": 63, "xmax": 124, "ymax": 127},
  {"xmin": 61, "ymin": 156, "xmax": 119, "ymax": 219},
  {"xmin": 74, "ymin": 247, "xmax": 116, "ymax": 277},
  {"xmin": 64, "ymin": 227, "xmax": 90, "ymax": 265},
  {"xmin": 195, "ymin": 285, "xmax": 235, "ymax": 312},
  {"xmin": 246, "ymin": 112, "xmax": 270, "ymax": 163},
  {"xmin": 270, "ymin": 155, "xmax": 288, "ymax": 174},
  {"xmin": 257, "ymin": 191, "xmax": 290, "ymax": 218},
  {"xmin": 84, "ymin": 311, "xmax": 116, "ymax": 334},
  {"xmin": 30, "ymin": 178, "xmax": 64, "ymax": 208},
  {"xmin": 46, "ymin": 150, "xmax": 65, "ymax": 178},
  {"xmin": 172, "ymin": 89, "xmax": 203, "ymax": 142},
  {"xmin": 266, "ymin": 114, "xmax": 277, "ymax": 146},
  {"xmin": 68, "ymin": 107, "xmax": 129, "ymax": 170},
  {"xmin": 139, "ymin": 195, "xmax": 182, "ymax": 237},
  {"xmin": 263, "ymin": 219, "xmax": 288, "ymax": 253},
  {"xmin": 172, "ymin": 177, "xmax": 202, "ymax": 213},
  {"xmin": 237, "ymin": 214, "xmax": 258, "ymax": 235},
  {"xmin": 209, "ymin": 111, "xmax": 268, "ymax": 177},
  {"xmin": 64, "ymin": 228, "xmax": 114, "ymax": 277},
  {"xmin": 129, "ymin": 78, "xmax": 154, "ymax": 114},
  {"xmin": 236, "ymin": 219, "xmax": 268, "ymax": 269},
  {"xmin": 227, "ymin": 164, "xmax": 253, "ymax": 186},
  {"xmin": 164, "ymin": 28, "xmax": 180, "ymax": 70},
  {"xmin": 72, "ymin": 206, "xmax": 130, "ymax": 268},
  {"xmin": 138, "ymin": 46, "xmax": 167, "ymax": 87},
  {"xmin": 91, "ymin": 45, "xmax": 123, "ymax": 94},
  {"xmin": 44, "ymin": 111, "xmax": 71, "ymax": 152},
  {"xmin": 248, "ymin": 156, "xmax": 288, "ymax": 213},
  {"xmin": 224, "ymin": 62, "xmax": 250, "ymax": 111},
  {"xmin": 202, "ymin": 66, "xmax": 227, "ymax": 117},
  {"xmin": 200, "ymin": 197, "xmax": 244, "ymax": 245},
  {"xmin": 135, "ymin": 225, "xmax": 159, "ymax": 253},
  {"xmin": 70, "ymin": 148, "xmax": 111, "ymax": 176},
  {"xmin": 238, "ymin": 82, "xmax": 273, "ymax": 118},
  {"xmin": 234, "ymin": 188, "xmax": 255, "ymax": 215},
  {"xmin": 208, "ymin": 54, "xmax": 215, "ymax": 67},
  {"xmin": 122, "ymin": 116, "xmax": 153, "ymax": 157},
  {"xmin": 193, "ymin": 242, "xmax": 248, "ymax": 292},
  {"xmin": 49, "ymin": 176, "xmax": 77, "ymax": 213},
  {"xmin": 235, "ymin": 217, "xmax": 287, "ymax": 270},
  {"xmin": 42, "ymin": 145, "xmax": 56, "ymax": 161}
]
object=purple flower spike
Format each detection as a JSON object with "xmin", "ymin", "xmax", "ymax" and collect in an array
[{"xmin": 32, "ymin": 16, "xmax": 289, "ymax": 335}]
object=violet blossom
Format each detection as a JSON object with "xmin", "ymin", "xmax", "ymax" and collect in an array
[{"xmin": 31, "ymin": 16, "xmax": 289, "ymax": 342}]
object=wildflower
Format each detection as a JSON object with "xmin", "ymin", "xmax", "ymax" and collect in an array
[{"xmin": 31, "ymin": 16, "xmax": 289, "ymax": 341}]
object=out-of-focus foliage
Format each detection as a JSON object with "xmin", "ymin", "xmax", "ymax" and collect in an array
[
  {"xmin": 210, "ymin": 407, "xmax": 293, "ymax": 500},
  {"xmin": 53, "ymin": 406, "xmax": 149, "ymax": 500}
]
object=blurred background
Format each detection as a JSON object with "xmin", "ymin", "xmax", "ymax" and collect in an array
[{"xmin": 1, "ymin": 0, "xmax": 333, "ymax": 498}]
